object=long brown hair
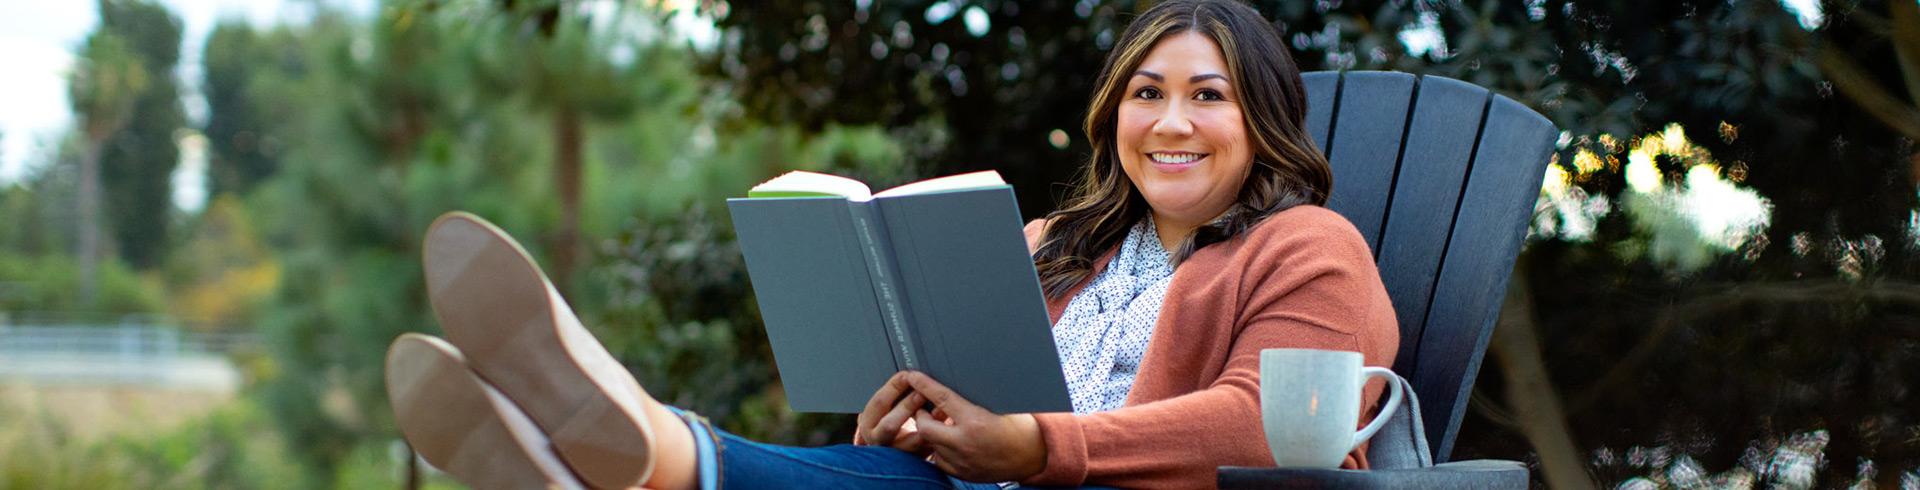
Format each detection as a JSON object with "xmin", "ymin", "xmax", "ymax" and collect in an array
[{"xmin": 1033, "ymin": 0, "xmax": 1331, "ymax": 299}]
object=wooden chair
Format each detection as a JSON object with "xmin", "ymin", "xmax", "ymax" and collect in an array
[{"xmin": 1218, "ymin": 71, "xmax": 1558, "ymax": 489}]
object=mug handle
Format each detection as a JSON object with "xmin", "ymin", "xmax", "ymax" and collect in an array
[{"xmin": 1347, "ymin": 367, "xmax": 1405, "ymax": 452}]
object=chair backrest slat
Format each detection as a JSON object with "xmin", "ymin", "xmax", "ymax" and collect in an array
[
  {"xmin": 1317, "ymin": 72, "xmax": 1415, "ymax": 251},
  {"xmin": 1377, "ymin": 76, "xmax": 1490, "ymax": 380},
  {"xmin": 1302, "ymin": 71, "xmax": 1557, "ymax": 463},
  {"xmin": 1303, "ymin": 74, "xmax": 1339, "ymax": 154}
]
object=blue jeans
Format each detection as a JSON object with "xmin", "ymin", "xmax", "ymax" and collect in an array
[{"xmin": 673, "ymin": 409, "xmax": 1129, "ymax": 490}]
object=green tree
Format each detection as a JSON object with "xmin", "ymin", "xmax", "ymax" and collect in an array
[
  {"xmin": 244, "ymin": 6, "xmax": 474, "ymax": 486},
  {"xmin": 707, "ymin": 0, "xmax": 1120, "ymax": 216},
  {"xmin": 467, "ymin": 0, "xmax": 686, "ymax": 291},
  {"xmin": 0, "ymin": 136, "xmax": 83, "ymax": 260},
  {"xmin": 94, "ymin": 0, "xmax": 186, "ymax": 270},
  {"xmin": 202, "ymin": 22, "xmax": 285, "ymax": 197}
]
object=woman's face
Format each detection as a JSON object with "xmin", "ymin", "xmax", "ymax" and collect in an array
[{"xmin": 1116, "ymin": 32, "xmax": 1253, "ymax": 230}]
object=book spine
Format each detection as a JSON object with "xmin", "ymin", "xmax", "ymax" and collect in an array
[{"xmin": 848, "ymin": 201, "xmax": 920, "ymax": 371}]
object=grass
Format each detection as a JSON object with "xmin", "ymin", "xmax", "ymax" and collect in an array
[{"xmin": 0, "ymin": 384, "xmax": 469, "ymax": 490}]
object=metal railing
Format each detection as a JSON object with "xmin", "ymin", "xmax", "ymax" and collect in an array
[{"xmin": 0, "ymin": 315, "xmax": 255, "ymax": 389}]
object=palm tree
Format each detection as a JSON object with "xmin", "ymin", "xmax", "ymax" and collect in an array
[{"xmin": 68, "ymin": 32, "xmax": 148, "ymax": 306}]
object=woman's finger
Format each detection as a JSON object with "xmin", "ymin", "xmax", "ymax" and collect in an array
[
  {"xmin": 912, "ymin": 404, "xmax": 962, "ymax": 444},
  {"xmin": 862, "ymin": 413, "xmax": 896, "ymax": 447},
  {"xmin": 860, "ymin": 372, "xmax": 912, "ymax": 420},
  {"xmin": 877, "ymin": 392, "xmax": 922, "ymax": 436},
  {"xmin": 855, "ymin": 372, "xmax": 913, "ymax": 445},
  {"xmin": 891, "ymin": 419, "xmax": 931, "ymax": 457},
  {"xmin": 903, "ymin": 371, "xmax": 982, "ymax": 419}
]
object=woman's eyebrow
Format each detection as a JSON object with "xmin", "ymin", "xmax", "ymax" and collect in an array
[{"xmin": 1132, "ymin": 71, "xmax": 1227, "ymax": 84}]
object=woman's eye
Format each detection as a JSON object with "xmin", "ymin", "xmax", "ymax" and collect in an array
[
  {"xmin": 1195, "ymin": 89, "xmax": 1224, "ymax": 101},
  {"xmin": 1135, "ymin": 87, "xmax": 1162, "ymax": 99}
]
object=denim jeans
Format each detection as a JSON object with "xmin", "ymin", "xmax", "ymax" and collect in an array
[{"xmin": 673, "ymin": 408, "xmax": 1130, "ymax": 490}]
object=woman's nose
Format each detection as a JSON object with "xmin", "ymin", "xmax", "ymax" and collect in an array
[{"xmin": 1151, "ymin": 101, "xmax": 1195, "ymax": 137}]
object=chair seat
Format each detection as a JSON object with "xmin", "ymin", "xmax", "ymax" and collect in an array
[{"xmin": 1217, "ymin": 459, "xmax": 1529, "ymax": 490}]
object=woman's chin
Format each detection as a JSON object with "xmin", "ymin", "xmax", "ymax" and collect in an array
[{"xmin": 1142, "ymin": 197, "xmax": 1226, "ymax": 223}]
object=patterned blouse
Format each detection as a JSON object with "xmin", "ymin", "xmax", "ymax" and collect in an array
[{"xmin": 1050, "ymin": 217, "xmax": 1175, "ymax": 414}]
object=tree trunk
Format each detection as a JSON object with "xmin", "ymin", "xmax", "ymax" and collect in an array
[
  {"xmin": 1492, "ymin": 260, "xmax": 1596, "ymax": 490},
  {"xmin": 551, "ymin": 104, "xmax": 583, "ymax": 293},
  {"xmin": 77, "ymin": 139, "xmax": 103, "ymax": 307}
]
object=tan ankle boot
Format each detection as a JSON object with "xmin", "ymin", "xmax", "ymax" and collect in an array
[
  {"xmin": 385, "ymin": 333, "xmax": 588, "ymax": 490},
  {"xmin": 421, "ymin": 211, "xmax": 657, "ymax": 490}
]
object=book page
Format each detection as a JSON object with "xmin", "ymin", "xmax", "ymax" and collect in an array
[
  {"xmin": 747, "ymin": 171, "xmax": 873, "ymax": 200},
  {"xmin": 873, "ymin": 170, "xmax": 1006, "ymax": 199}
]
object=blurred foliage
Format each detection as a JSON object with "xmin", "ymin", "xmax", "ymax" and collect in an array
[
  {"xmin": 465, "ymin": 0, "xmax": 697, "ymax": 287},
  {"xmin": 92, "ymin": 0, "xmax": 186, "ymax": 270},
  {"xmin": 0, "ymin": 151, "xmax": 79, "ymax": 260},
  {"xmin": 203, "ymin": 23, "xmax": 296, "ymax": 197},
  {"xmin": 0, "ymin": 136, "xmax": 163, "ymax": 313},
  {"xmin": 161, "ymin": 195, "xmax": 280, "ymax": 331},
  {"xmin": 0, "ymin": 250, "xmax": 164, "ymax": 315},
  {"xmin": 708, "ymin": 0, "xmax": 1122, "ymax": 217}
]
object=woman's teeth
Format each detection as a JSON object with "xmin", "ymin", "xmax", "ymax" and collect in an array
[{"xmin": 1151, "ymin": 153, "xmax": 1202, "ymax": 164}]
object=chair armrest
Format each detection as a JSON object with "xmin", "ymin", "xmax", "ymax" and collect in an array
[{"xmin": 1217, "ymin": 459, "xmax": 1529, "ymax": 490}]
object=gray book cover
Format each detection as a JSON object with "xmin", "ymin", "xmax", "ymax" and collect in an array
[{"xmin": 727, "ymin": 186, "xmax": 1072, "ymax": 414}]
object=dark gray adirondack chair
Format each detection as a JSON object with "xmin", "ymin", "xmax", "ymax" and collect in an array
[{"xmin": 1218, "ymin": 71, "xmax": 1557, "ymax": 489}]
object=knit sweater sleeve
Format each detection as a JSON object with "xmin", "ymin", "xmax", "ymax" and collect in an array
[{"xmin": 1021, "ymin": 207, "xmax": 1400, "ymax": 489}]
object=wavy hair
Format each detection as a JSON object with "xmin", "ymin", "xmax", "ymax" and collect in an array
[{"xmin": 1033, "ymin": 0, "xmax": 1331, "ymax": 299}]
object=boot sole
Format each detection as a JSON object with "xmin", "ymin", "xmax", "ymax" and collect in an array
[
  {"xmin": 385, "ymin": 333, "xmax": 587, "ymax": 490},
  {"xmin": 422, "ymin": 212, "xmax": 656, "ymax": 490}
]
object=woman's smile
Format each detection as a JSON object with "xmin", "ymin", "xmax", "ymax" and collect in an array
[{"xmin": 1147, "ymin": 151, "xmax": 1207, "ymax": 172}]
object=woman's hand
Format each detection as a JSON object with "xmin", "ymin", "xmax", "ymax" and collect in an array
[
  {"xmin": 855, "ymin": 371, "xmax": 931, "ymax": 457},
  {"xmin": 903, "ymin": 371, "xmax": 1049, "ymax": 483}
]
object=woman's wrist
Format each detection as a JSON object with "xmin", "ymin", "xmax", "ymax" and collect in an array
[{"xmin": 1014, "ymin": 413, "xmax": 1049, "ymax": 479}]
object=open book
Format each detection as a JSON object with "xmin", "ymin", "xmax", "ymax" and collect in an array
[{"xmin": 727, "ymin": 171, "xmax": 1072, "ymax": 414}]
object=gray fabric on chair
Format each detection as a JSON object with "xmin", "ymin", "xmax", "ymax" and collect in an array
[{"xmin": 1362, "ymin": 373, "xmax": 1431, "ymax": 470}]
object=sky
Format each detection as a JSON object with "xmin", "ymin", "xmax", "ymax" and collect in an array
[{"xmin": 0, "ymin": 1, "xmax": 98, "ymax": 183}]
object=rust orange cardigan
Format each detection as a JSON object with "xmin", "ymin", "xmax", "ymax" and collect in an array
[{"xmin": 1019, "ymin": 205, "xmax": 1399, "ymax": 489}]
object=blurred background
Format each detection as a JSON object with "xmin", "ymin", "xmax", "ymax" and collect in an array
[{"xmin": 0, "ymin": 0, "xmax": 1914, "ymax": 488}]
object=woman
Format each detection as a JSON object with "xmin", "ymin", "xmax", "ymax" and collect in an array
[{"xmin": 384, "ymin": 0, "xmax": 1398, "ymax": 488}]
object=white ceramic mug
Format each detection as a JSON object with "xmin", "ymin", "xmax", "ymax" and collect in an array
[{"xmin": 1259, "ymin": 348, "xmax": 1404, "ymax": 468}]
